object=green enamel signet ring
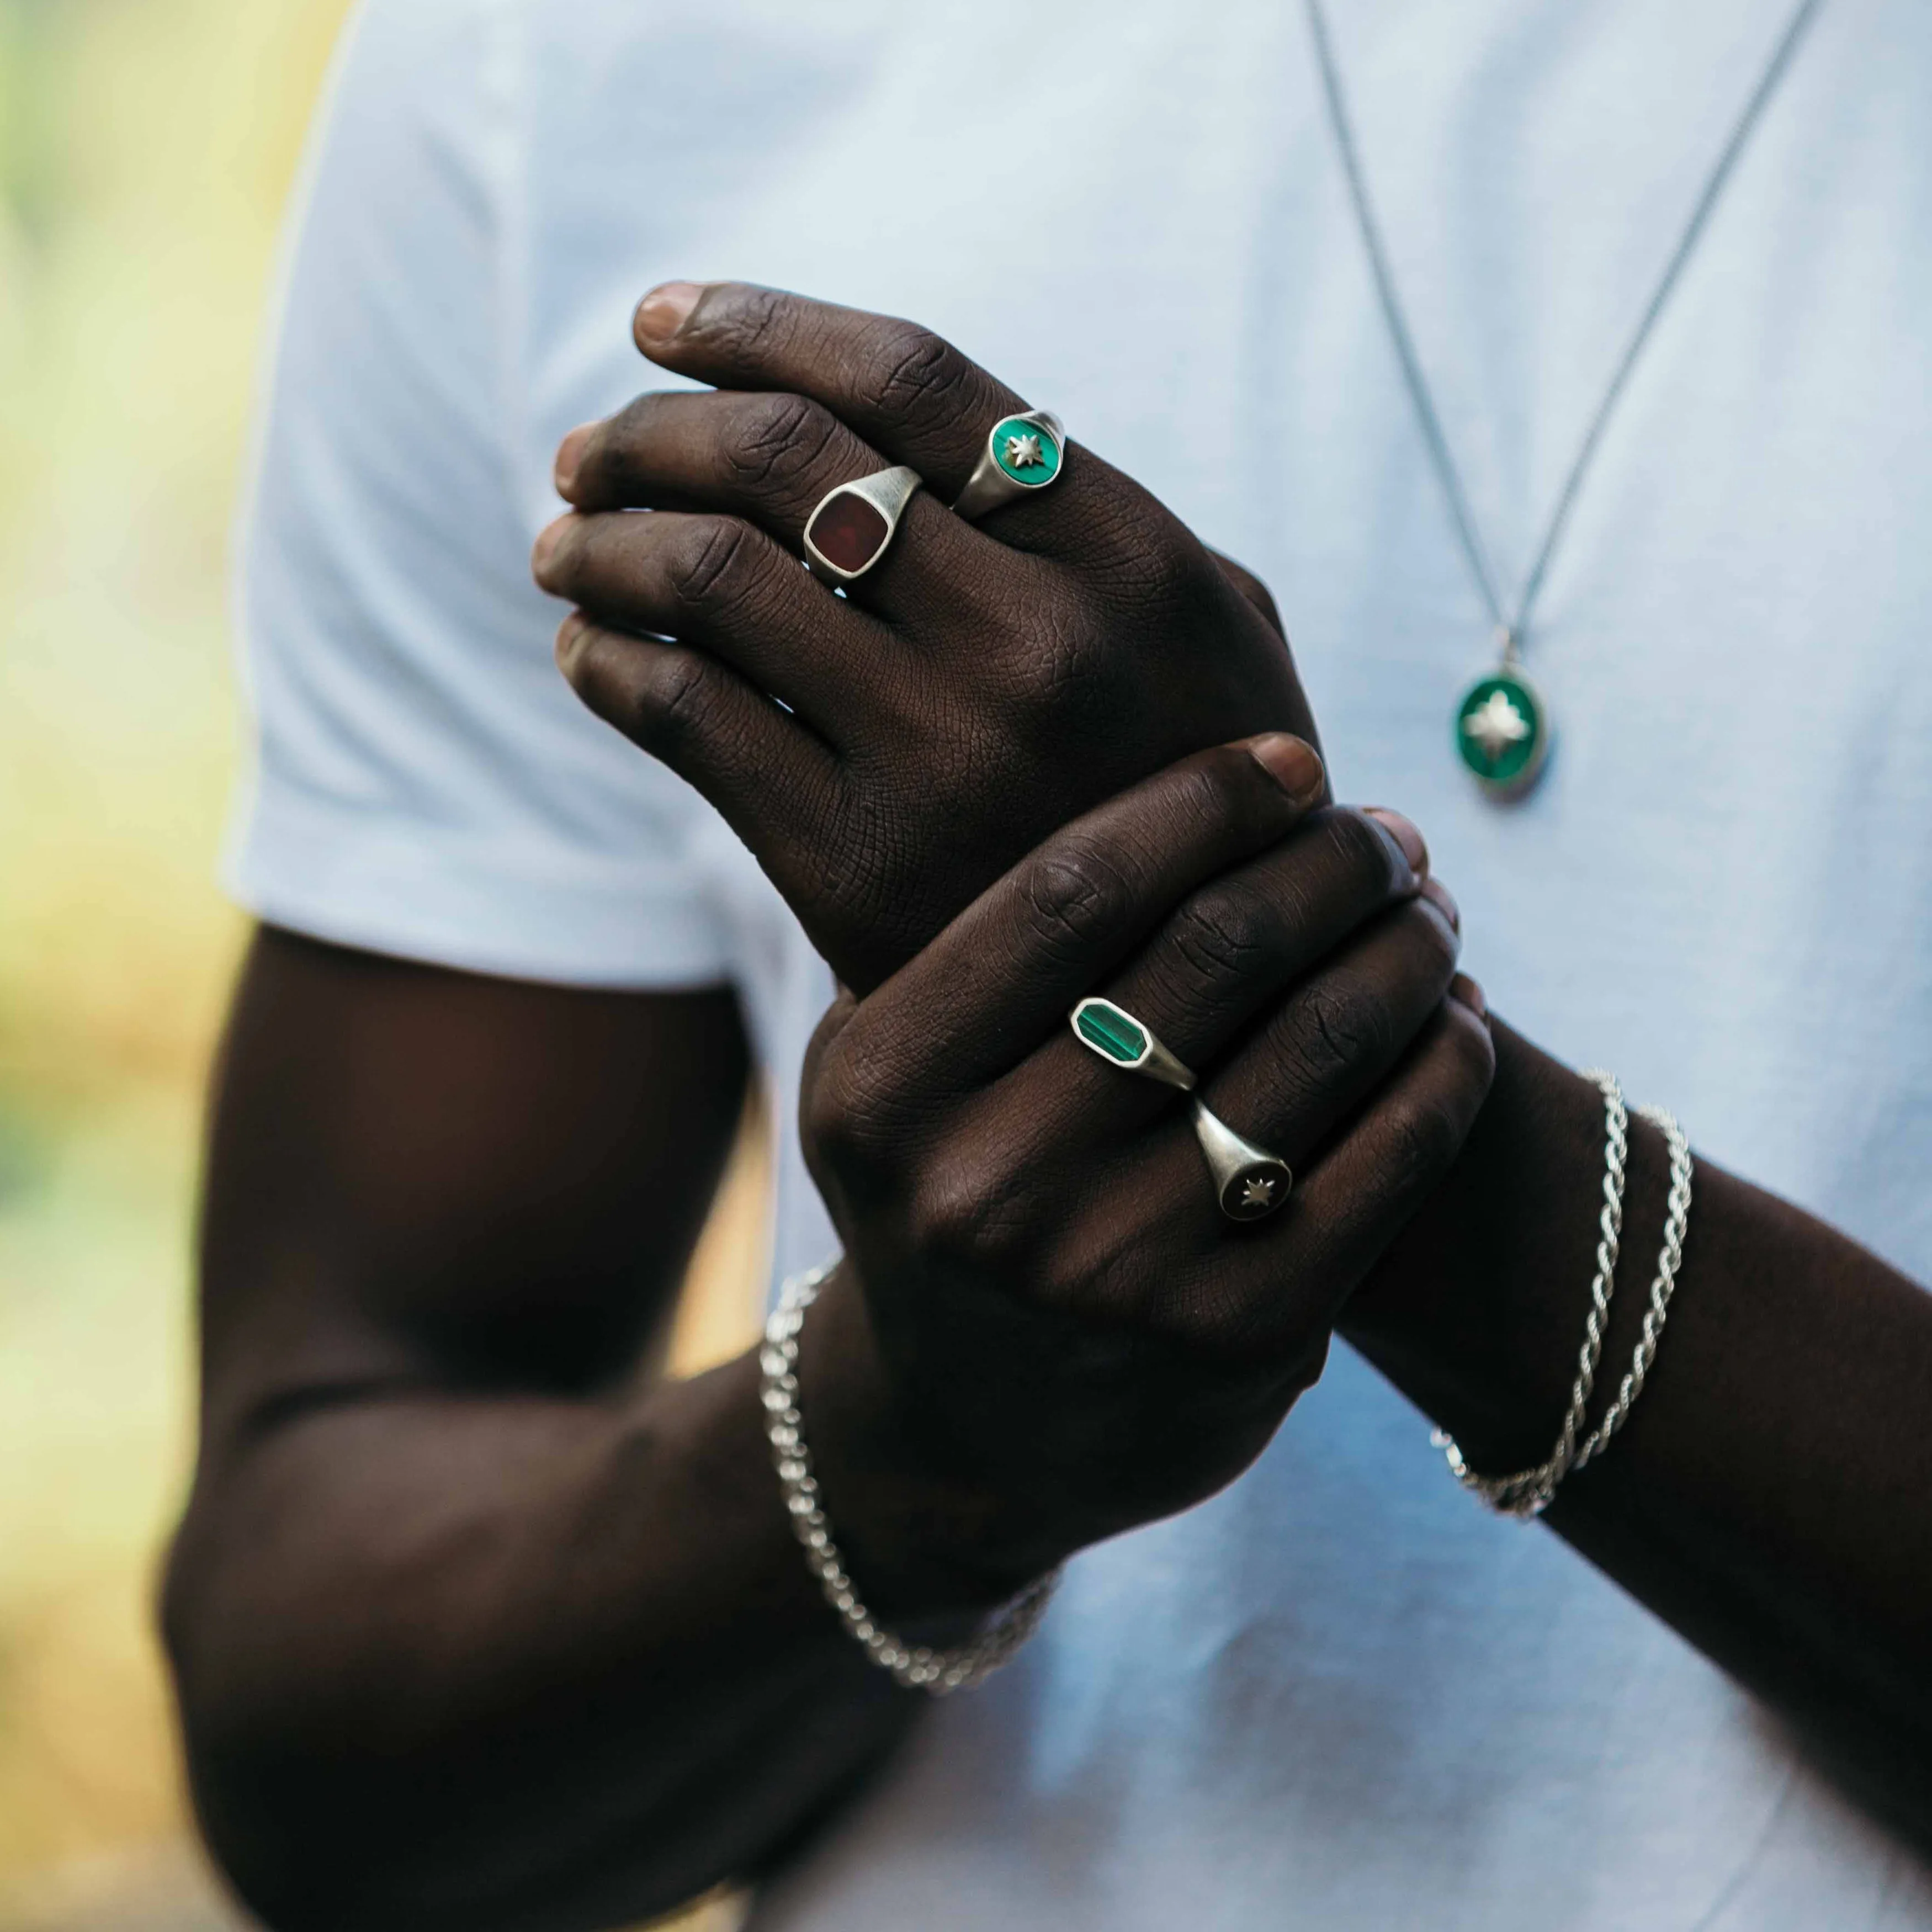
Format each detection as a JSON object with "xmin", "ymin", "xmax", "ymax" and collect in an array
[{"xmin": 953, "ymin": 409, "xmax": 1066, "ymax": 521}]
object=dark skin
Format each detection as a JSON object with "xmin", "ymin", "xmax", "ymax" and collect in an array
[{"xmin": 166, "ymin": 284, "xmax": 1932, "ymax": 1931}]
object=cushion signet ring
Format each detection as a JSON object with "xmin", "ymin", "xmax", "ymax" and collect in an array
[{"xmin": 803, "ymin": 465, "xmax": 923, "ymax": 586}]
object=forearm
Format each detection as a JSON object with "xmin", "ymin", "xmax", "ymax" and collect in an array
[
  {"xmin": 1344, "ymin": 1022, "xmax": 1932, "ymax": 1764},
  {"xmin": 166, "ymin": 1350, "xmax": 915, "ymax": 1931}
]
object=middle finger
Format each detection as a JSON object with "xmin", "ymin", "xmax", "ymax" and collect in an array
[
  {"xmin": 554, "ymin": 388, "xmax": 1033, "ymax": 627},
  {"xmin": 625, "ymin": 282, "xmax": 1151, "ymax": 569}
]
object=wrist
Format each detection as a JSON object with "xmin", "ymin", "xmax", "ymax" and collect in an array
[
  {"xmin": 1341, "ymin": 1022, "xmax": 1678, "ymax": 1474},
  {"xmin": 791, "ymin": 1261, "xmax": 1071, "ymax": 1618}
]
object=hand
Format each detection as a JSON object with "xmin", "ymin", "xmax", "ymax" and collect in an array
[
  {"xmin": 784, "ymin": 740, "xmax": 1492, "ymax": 1594},
  {"xmin": 536, "ymin": 281, "xmax": 1318, "ymax": 992}
]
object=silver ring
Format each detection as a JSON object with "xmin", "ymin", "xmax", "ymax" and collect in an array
[
  {"xmin": 1188, "ymin": 1096, "xmax": 1293, "ymax": 1223},
  {"xmin": 952, "ymin": 410, "xmax": 1066, "ymax": 521},
  {"xmin": 1068, "ymin": 997, "xmax": 1293, "ymax": 1222},
  {"xmin": 1070, "ymin": 996, "xmax": 1196, "ymax": 1091},
  {"xmin": 803, "ymin": 465, "xmax": 923, "ymax": 586}
]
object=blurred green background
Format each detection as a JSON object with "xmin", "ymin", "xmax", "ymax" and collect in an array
[
  {"xmin": 0, "ymin": 0, "xmax": 350, "ymax": 1918},
  {"xmin": 0, "ymin": 3, "xmax": 755, "ymax": 1924}
]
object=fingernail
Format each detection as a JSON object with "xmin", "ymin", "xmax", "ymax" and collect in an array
[
  {"xmin": 554, "ymin": 421, "xmax": 598, "ymax": 497},
  {"xmin": 553, "ymin": 611, "xmax": 588, "ymax": 669},
  {"xmin": 634, "ymin": 280, "xmax": 705, "ymax": 346},
  {"xmin": 1244, "ymin": 733, "xmax": 1325, "ymax": 807},
  {"xmin": 1365, "ymin": 806, "xmax": 1428, "ymax": 876},
  {"xmin": 1419, "ymin": 874, "xmax": 1460, "ymax": 933},
  {"xmin": 1450, "ymin": 972, "xmax": 1487, "ymax": 1020},
  {"xmin": 531, "ymin": 514, "xmax": 572, "ymax": 582}
]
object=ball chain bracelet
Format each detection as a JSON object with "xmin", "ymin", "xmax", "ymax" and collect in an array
[
  {"xmin": 1432, "ymin": 1070, "xmax": 1694, "ymax": 1519},
  {"xmin": 761, "ymin": 1261, "xmax": 1063, "ymax": 1695}
]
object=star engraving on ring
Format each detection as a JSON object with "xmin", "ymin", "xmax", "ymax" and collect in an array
[
  {"xmin": 1003, "ymin": 431, "xmax": 1045, "ymax": 470},
  {"xmin": 1239, "ymin": 1175, "xmax": 1278, "ymax": 1212},
  {"xmin": 1462, "ymin": 688, "xmax": 1532, "ymax": 761}
]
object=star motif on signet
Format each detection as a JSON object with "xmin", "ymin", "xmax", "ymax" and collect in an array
[
  {"xmin": 1462, "ymin": 688, "xmax": 1531, "ymax": 760},
  {"xmin": 1239, "ymin": 1175, "xmax": 1278, "ymax": 1212},
  {"xmin": 1003, "ymin": 431, "xmax": 1045, "ymax": 470}
]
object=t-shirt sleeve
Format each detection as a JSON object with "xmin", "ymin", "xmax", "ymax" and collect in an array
[{"xmin": 225, "ymin": 0, "xmax": 734, "ymax": 989}]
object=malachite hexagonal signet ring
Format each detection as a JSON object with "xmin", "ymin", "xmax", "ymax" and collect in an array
[{"xmin": 1069, "ymin": 997, "xmax": 1196, "ymax": 1092}]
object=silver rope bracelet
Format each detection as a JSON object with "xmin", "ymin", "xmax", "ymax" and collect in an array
[
  {"xmin": 1432, "ymin": 1069, "xmax": 1694, "ymax": 1519},
  {"xmin": 761, "ymin": 1261, "xmax": 1062, "ymax": 1695}
]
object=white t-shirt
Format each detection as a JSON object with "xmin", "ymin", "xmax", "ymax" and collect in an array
[{"xmin": 228, "ymin": 1, "xmax": 1932, "ymax": 1924}]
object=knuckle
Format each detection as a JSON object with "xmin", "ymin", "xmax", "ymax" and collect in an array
[
  {"xmin": 802, "ymin": 1023, "xmax": 938, "ymax": 1185},
  {"xmin": 697, "ymin": 283, "xmax": 789, "ymax": 364},
  {"xmin": 800, "ymin": 1046, "xmax": 875, "ymax": 1172},
  {"xmin": 596, "ymin": 393, "xmax": 655, "ymax": 471},
  {"xmin": 869, "ymin": 322, "xmax": 979, "ymax": 428},
  {"xmin": 1326, "ymin": 807, "xmax": 1405, "ymax": 894},
  {"xmin": 1163, "ymin": 1267, "xmax": 1283, "ymax": 1358},
  {"xmin": 1173, "ymin": 742, "xmax": 1275, "ymax": 836},
  {"xmin": 905, "ymin": 1165, "xmax": 1022, "ymax": 1271},
  {"xmin": 664, "ymin": 517, "xmax": 761, "ymax": 618},
  {"xmin": 1118, "ymin": 522, "xmax": 1218, "ymax": 614},
  {"xmin": 1381, "ymin": 1087, "xmax": 1466, "ymax": 1196},
  {"xmin": 1006, "ymin": 601, "xmax": 1103, "ymax": 710},
  {"xmin": 630, "ymin": 647, "xmax": 725, "ymax": 753},
  {"xmin": 534, "ymin": 519, "xmax": 587, "ymax": 598},
  {"xmin": 1447, "ymin": 1002, "xmax": 1499, "ymax": 1098},
  {"xmin": 1033, "ymin": 1234, "xmax": 1135, "ymax": 1327},
  {"xmin": 1233, "ymin": 569, "xmax": 1285, "ymax": 634},
  {"xmin": 1295, "ymin": 979, "xmax": 1394, "ymax": 1086},
  {"xmin": 1404, "ymin": 898, "xmax": 1461, "ymax": 978},
  {"xmin": 1018, "ymin": 840, "xmax": 1134, "ymax": 960},
  {"xmin": 724, "ymin": 392, "xmax": 840, "ymax": 493},
  {"xmin": 1171, "ymin": 881, "xmax": 1276, "ymax": 985}
]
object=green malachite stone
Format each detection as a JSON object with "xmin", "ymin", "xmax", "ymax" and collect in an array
[
  {"xmin": 1455, "ymin": 670, "xmax": 1550, "ymax": 797},
  {"xmin": 991, "ymin": 416, "xmax": 1062, "ymax": 487},
  {"xmin": 1075, "ymin": 1001, "xmax": 1145, "ymax": 1065}
]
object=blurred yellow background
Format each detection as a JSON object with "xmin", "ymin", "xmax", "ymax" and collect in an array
[{"xmin": 0, "ymin": 3, "xmax": 756, "ymax": 1924}]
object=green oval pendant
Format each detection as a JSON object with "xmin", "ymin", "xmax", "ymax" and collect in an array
[{"xmin": 1455, "ymin": 668, "xmax": 1551, "ymax": 800}]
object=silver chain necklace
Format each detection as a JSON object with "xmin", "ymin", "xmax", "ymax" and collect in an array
[{"xmin": 1303, "ymin": 0, "xmax": 1822, "ymax": 799}]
